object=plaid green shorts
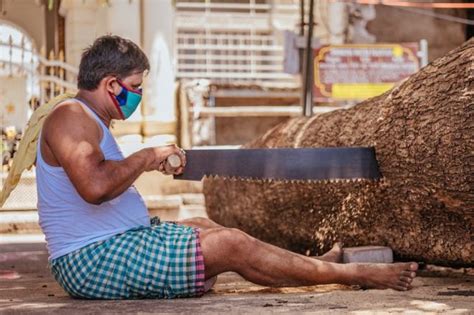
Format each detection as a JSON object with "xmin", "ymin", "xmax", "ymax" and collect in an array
[{"xmin": 50, "ymin": 217, "xmax": 206, "ymax": 299}]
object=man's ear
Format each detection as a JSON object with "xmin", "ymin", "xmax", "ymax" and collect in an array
[{"xmin": 104, "ymin": 76, "xmax": 120, "ymax": 95}]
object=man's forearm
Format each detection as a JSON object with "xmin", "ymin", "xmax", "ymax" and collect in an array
[{"xmin": 94, "ymin": 148, "xmax": 153, "ymax": 202}]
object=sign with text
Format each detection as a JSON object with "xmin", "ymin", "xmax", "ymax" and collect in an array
[{"xmin": 314, "ymin": 43, "xmax": 420, "ymax": 102}]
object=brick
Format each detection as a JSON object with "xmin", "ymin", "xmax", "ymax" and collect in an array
[{"xmin": 343, "ymin": 246, "xmax": 393, "ymax": 263}]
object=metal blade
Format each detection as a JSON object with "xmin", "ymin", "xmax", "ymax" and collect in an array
[{"xmin": 174, "ymin": 147, "xmax": 381, "ymax": 181}]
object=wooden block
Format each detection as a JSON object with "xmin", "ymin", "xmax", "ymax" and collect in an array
[{"xmin": 343, "ymin": 246, "xmax": 393, "ymax": 264}]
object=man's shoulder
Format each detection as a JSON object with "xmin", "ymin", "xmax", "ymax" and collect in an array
[
  {"xmin": 45, "ymin": 100, "xmax": 93, "ymax": 127},
  {"xmin": 48, "ymin": 99, "xmax": 86, "ymax": 120},
  {"xmin": 43, "ymin": 99, "xmax": 100, "ymax": 138}
]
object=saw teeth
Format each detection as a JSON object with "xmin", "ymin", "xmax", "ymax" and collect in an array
[{"xmin": 206, "ymin": 175, "xmax": 381, "ymax": 184}]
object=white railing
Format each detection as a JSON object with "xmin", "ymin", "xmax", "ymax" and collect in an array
[
  {"xmin": 0, "ymin": 35, "xmax": 78, "ymax": 106},
  {"xmin": 37, "ymin": 49, "xmax": 78, "ymax": 104},
  {"xmin": 190, "ymin": 105, "xmax": 347, "ymax": 118}
]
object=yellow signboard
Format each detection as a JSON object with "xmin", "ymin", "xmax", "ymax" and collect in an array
[{"xmin": 313, "ymin": 43, "xmax": 420, "ymax": 102}]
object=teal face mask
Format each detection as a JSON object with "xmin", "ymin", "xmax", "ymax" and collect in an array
[{"xmin": 110, "ymin": 80, "xmax": 142, "ymax": 119}]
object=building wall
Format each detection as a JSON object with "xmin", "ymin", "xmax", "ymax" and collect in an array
[
  {"xmin": 0, "ymin": 0, "xmax": 45, "ymax": 49},
  {"xmin": 367, "ymin": 6, "xmax": 466, "ymax": 61},
  {"xmin": 59, "ymin": 0, "xmax": 142, "ymax": 67}
]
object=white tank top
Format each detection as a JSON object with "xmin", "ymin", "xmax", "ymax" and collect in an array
[{"xmin": 36, "ymin": 99, "xmax": 150, "ymax": 260}]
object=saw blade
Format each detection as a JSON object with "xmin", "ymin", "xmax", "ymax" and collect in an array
[
  {"xmin": 174, "ymin": 147, "xmax": 382, "ymax": 181},
  {"xmin": 204, "ymin": 175, "xmax": 383, "ymax": 185}
]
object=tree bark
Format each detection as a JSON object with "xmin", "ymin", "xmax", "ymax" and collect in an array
[{"xmin": 203, "ymin": 39, "xmax": 474, "ymax": 266}]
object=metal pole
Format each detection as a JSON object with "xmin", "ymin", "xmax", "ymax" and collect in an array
[
  {"xmin": 299, "ymin": 0, "xmax": 305, "ymax": 37},
  {"xmin": 419, "ymin": 39, "xmax": 428, "ymax": 68},
  {"xmin": 299, "ymin": 0, "xmax": 305, "ymax": 75},
  {"xmin": 301, "ymin": 0, "xmax": 315, "ymax": 117}
]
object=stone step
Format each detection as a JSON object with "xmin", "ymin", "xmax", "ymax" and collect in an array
[
  {"xmin": 149, "ymin": 205, "xmax": 208, "ymax": 222},
  {"xmin": 182, "ymin": 193, "xmax": 205, "ymax": 205},
  {"xmin": 0, "ymin": 233, "xmax": 45, "ymax": 244},
  {"xmin": 0, "ymin": 194, "xmax": 207, "ymax": 234},
  {"xmin": 0, "ymin": 211, "xmax": 39, "ymax": 234},
  {"xmin": 144, "ymin": 195, "xmax": 183, "ymax": 210},
  {"xmin": 0, "ymin": 171, "xmax": 203, "ymax": 211}
]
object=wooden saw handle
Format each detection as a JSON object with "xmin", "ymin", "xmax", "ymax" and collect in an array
[{"xmin": 165, "ymin": 154, "xmax": 182, "ymax": 173}]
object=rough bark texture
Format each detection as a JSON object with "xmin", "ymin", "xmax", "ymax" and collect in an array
[{"xmin": 203, "ymin": 39, "xmax": 474, "ymax": 267}]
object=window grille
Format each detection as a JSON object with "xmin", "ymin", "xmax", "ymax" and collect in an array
[{"xmin": 175, "ymin": 0, "xmax": 302, "ymax": 86}]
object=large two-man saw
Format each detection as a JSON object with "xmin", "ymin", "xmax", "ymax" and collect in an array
[{"xmin": 168, "ymin": 147, "xmax": 381, "ymax": 181}]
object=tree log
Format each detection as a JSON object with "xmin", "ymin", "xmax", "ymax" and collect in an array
[{"xmin": 203, "ymin": 39, "xmax": 474, "ymax": 266}]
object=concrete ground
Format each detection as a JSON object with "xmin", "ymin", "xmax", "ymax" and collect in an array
[{"xmin": 0, "ymin": 238, "xmax": 472, "ymax": 314}]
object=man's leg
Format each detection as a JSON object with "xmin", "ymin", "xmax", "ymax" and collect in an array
[
  {"xmin": 180, "ymin": 217, "xmax": 344, "ymax": 263},
  {"xmin": 200, "ymin": 227, "xmax": 418, "ymax": 291},
  {"xmin": 313, "ymin": 242, "xmax": 343, "ymax": 263}
]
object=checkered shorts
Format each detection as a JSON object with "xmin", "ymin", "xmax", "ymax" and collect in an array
[{"xmin": 50, "ymin": 217, "xmax": 206, "ymax": 299}]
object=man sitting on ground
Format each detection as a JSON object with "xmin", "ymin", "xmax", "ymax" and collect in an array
[{"xmin": 37, "ymin": 35, "xmax": 418, "ymax": 299}]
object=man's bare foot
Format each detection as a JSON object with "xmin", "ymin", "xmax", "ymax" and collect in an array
[
  {"xmin": 350, "ymin": 262, "xmax": 418, "ymax": 291},
  {"xmin": 314, "ymin": 242, "xmax": 343, "ymax": 263}
]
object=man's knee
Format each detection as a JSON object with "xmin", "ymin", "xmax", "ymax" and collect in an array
[
  {"xmin": 185, "ymin": 216, "xmax": 207, "ymax": 225},
  {"xmin": 180, "ymin": 216, "xmax": 218, "ymax": 229},
  {"xmin": 200, "ymin": 217, "xmax": 222, "ymax": 228},
  {"xmin": 195, "ymin": 217, "xmax": 216, "ymax": 226},
  {"xmin": 216, "ymin": 228, "xmax": 255, "ymax": 254}
]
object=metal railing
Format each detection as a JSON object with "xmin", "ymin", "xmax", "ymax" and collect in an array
[{"xmin": 175, "ymin": 0, "xmax": 303, "ymax": 86}]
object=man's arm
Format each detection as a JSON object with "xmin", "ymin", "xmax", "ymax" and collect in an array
[{"xmin": 42, "ymin": 103, "xmax": 184, "ymax": 204}]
